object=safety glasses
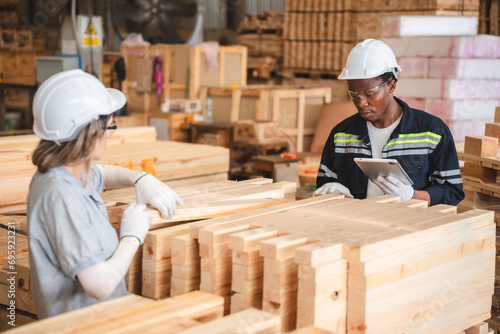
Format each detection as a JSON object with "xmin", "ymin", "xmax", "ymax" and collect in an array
[
  {"xmin": 348, "ymin": 79, "xmax": 392, "ymax": 102},
  {"xmin": 105, "ymin": 120, "xmax": 118, "ymax": 137}
]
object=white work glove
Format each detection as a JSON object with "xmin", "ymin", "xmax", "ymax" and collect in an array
[
  {"xmin": 373, "ymin": 175, "xmax": 415, "ymax": 201},
  {"xmin": 313, "ymin": 182, "xmax": 353, "ymax": 198},
  {"xmin": 120, "ymin": 204, "xmax": 154, "ymax": 245},
  {"xmin": 134, "ymin": 173, "xmax": 184, "ymax": 219}
]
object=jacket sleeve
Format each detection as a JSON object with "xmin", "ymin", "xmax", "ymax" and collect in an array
[
  {"xmin": 316, "ymin": 128, "xmax": 339, "ymax": 188},
  {"xmin": 425, "ymin": 125, "xmax": 465, "ymax": 206}
]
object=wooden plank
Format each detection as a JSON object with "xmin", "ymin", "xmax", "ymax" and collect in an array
[
  {"xmin": 7, "ymin": 291, "xmax": 224, "ymax": 334},
  {"xmin": 464, "ymin": 136, "xmax": 498, "ymax": 157},
  {"xmin": 177, "ymin": 308, "xmax": 281, "ymax": 334}
]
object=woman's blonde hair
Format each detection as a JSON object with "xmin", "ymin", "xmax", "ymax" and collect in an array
[{"xmin": 32, "ymin": 116, "xmax": 110, "ymax": 180}]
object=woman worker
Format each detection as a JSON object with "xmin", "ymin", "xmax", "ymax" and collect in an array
[{"xmin": 27, "ymin": 69, "xmax": 183, "ymax": 319}]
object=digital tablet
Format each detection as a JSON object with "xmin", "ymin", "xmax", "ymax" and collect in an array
[{"xmin": 353, "ymin": 158, "xmax": 413, "ymax": 186}]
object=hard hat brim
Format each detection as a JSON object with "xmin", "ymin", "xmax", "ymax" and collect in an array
[{"xmin": 106, "ymin": 88, "xmax": 127, "ymax": 114}]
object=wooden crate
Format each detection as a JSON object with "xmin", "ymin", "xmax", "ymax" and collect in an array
[
  {"xmin": 0, "ymin": 29, "xmax": 33, "ymax": 51},
  {"xmin": 146, "ymin": 111, "xmax": 200, "ymax": 142},
  {"xmin": 200, "ymin": 86, "xmax": 332, "ymax": 152},
  {"xmin": 121, "ymin": 44, "xmax": 248, "ymax": 113},
  {"xmin": 0, "ymin": 50, "xmax": 36, "ymax": 86}
]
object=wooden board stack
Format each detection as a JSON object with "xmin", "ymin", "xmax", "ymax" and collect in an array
[
  {"xmin": 455, "ymin": 111, "xmax": 500, "ymax": 333},
  {"xmin": 0, "ymin": 126, "xmax": 230, "ymax": 213},
  {"xmin": 4, "ymin": 290, "xmax": 285, "ymax": 333},
  {"xmin": 236, "ymin": 12, "xmax": 284, "ymax": 79},
  {"xmin": 5, "ymin": 291, "xmax": 224, "ymax": 333},
  {"xmin": 382, "ymin": 16, "xmax": 500, "ymax": 143},
  {"xmin": 479, "ymin": 0, "xmax": 500, "ymax": 36},
  {"xmin": 0, "ymin": 219, "xmax": 37, "ymax": 330},
  {"xmin": 183, "ymin": 193, "xmax": 494, "ymax": 332},
  {"xmin": 282, "ymin": 0, "xmax": 479, "ymax": 76},
  {"xmin": 0, "ymin": 151, "xmax": 36, "ymax": 214},
  {"xmin": 102, "ymin": 178, "xmax": 296, "ymax": 301}
]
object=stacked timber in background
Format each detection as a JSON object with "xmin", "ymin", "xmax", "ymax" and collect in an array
[
  {"xmin": 479, "ymin": 0, "xmax": 500, "ymax": 36},
  {"xmin": 182, "ymin": 194, "xmax": 495, "ymax": 332},
  {"xmin": 236, "ymin": 12, "xmax": 284, "ymax": 79},
  {"xmin": 282, "ymin": 0, "xmax": 479, "ymax": 77},
  {"xmin": 382, "ymin": 16, "xmax": 500, "ymax": 143},
  {"xmin": 200, "ymin": 85, "xmax": 332, "ymax": 152},
  {"xmin": 456, "ymin": 106, "xmax": 500, "ymax": 333}
]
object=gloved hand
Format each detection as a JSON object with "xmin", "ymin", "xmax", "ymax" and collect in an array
[
  {"xmin": 120, "ymin": 204, "xmax": 155, "ymax": 245},
  {"xmin": 373, "ymin": 175, "xmax": 415, "ymax": 201},
  {"xmin": 134, "ymin": 173, "xmax": 184, "ymax": 219},
  {"xmin": 313, "ymin": 182, "xmax": 353, "ymax": 198}
]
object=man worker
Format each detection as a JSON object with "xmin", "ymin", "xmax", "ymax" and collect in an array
[{"xmin": 313, "ymin": 38, "xmax": 464, "ymax": 206}]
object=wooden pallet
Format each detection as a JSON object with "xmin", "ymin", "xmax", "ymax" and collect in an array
[{"xmin": 186, "ymin": 194, "xmax": 494, "ymax": 332}]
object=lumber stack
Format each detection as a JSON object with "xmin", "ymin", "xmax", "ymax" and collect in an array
[
  {"xmin": 236, "ymin": 12, "xmax": 284, "ymax": 79},
  {"xmin": 96, "ymin": 140, "xmax": 230, "ymax": 183},
  {"xmin": 4, "ymin": 290, "xmax": 285, "ymax": 333},
  {"xmin": 479, "ymin": 0, "xmax": 500, "ymax": 36},
  {"xmin": 0, "ymin": 151, "xmax": 36, "ymax": 214},
  {"xmin": 383, "ymin": 16, "xmax": 500, "ymax": 143},
  {"xmin": 5, "ymin": 291, "xmax": 225, "ymax": 333},
  {"xmin": 102, "ymin": 178, "xmax": 296, "ymax": 300},
  {"xmin": 187, "ymin": 194, "xmax": 494, "ymax": 332},
  {"xmin": 455, "ymin": 114, "xmax": 500, "ymax": 332},
  {"xmin": 0, "ymin": 126, "xmax": 229, "ymax": 213},
  {"xmin": 282, "ymin": 0, "xmax": 479, "ymax": 77},
  {"xmin": 0, "ymin": 221, "xmax": 37, "ymax": 330}
]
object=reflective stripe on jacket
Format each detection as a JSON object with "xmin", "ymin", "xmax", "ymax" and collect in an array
[{"xmin": 316, "ymin": 97, "xmax": 464, "ymax": 206}]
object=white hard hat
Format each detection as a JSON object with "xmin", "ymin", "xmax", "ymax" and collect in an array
[
  {"xmin": 338, "ymin": 39, "xmax": 402, "ymax": 80},
  {"xmin": 33, "ymin": 69, "xmax": 126, "ymax": 143}
]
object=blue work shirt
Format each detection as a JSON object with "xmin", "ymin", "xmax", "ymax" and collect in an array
[{"xmin": 27, "ymin": 165, "xmax": 128, "ymax": 319}]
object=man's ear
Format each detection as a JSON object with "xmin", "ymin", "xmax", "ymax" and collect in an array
[{"xmin": 388, "ymin": 79, "xmax": 397, "ymax": 93}]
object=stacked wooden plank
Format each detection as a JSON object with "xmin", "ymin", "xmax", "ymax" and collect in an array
[
  {"xmin": 479, "ymin": 0, "xmax": 500, "ymax": 36},
  {"xmin": 383, "ymin": 16, "xmax": 500, "ymax": 143},
  {"xmin": 5, "ymin": 291, "xmax": 225, "ymax": 333},
  {"xmin": 0, "ymin": 126, "xmax": 229, "ymax": 213},
  {"xmin": 0, "ymin": 151, "xmax": 36, "ymax": 214},
  {"xmin": 101, "ymin": 178, "xmax": 296, "ymax": 300},
  {"xmin": 185, "ymin": 193, "xmax": 494, "ymax": 332},
  {"xmin": 282, "ymin": 0, "xmax": 479, "ymax": 77},
  {"xmin": 0, "ymin": 219, "xmax": 37, "ymax": 330},
  {"xmin": 236, "ymin": 12, "xmax": 284, "ymax": 79},
  {"xmin": 455, "ymin": 112, "xmax": 500, "ymax": 333},
  {"xmin": 4, "ymin": 290, "xmax": 285, "ymax": 333}
]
